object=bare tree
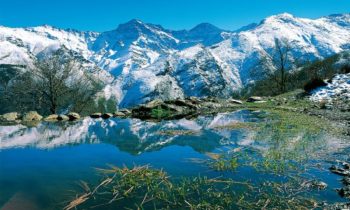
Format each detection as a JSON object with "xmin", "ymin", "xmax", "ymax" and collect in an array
[
  {"xmin": 256, "ymin": 38, "xmax": 295, "ymax": 94},
  {"xmin": 9, "ymin": 52, "xmax": 102, "ymax": 115}
]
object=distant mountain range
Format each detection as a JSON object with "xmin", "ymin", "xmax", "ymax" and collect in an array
[{"xmin": 1, "ymin": 13, "xmax": 350, "ymax": 107}]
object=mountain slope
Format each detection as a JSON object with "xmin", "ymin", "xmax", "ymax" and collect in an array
[{"xmin": 1, "ymin": 13, "xmax": 350, "ymax": 107}]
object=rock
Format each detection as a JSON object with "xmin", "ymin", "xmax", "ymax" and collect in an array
[
  {"xmin": 342, "ymin": 162, "xmax": 350, "ymax": 169},
  {"xmin": 67, "ymin": 112, "xmax": 80, "ymax": 121},
  {"xmin": 312, "ymin": 181, "xmax": 328, "ymax": 190},
  {"xmin": 119, "ymin": 109, "xmax": 131, "ymax": 115},
  {"xmin": 302, "ymin": 180, "xmax": 327, "ymax": 190},
  {"xmin": 0, "ymin": 112, "xmax": 20, "ymax": 121},
  {"xmin": 318, "ymin": 181, "xmax": 328, "ymax": 190},
  {"xmin": 57, "ymin": 115, "xmax": 69, "ymax": 121},
  {"xmin": 228, "ymin": 99, "xmax": 243, "ymax": 104},
  {"xmin": 247, "ymin": 96, "xmax": 264, "ymax": 103},
  {"xmin": 144, "ymin": 99, "xmax": 163, "ymax": 109},
  {"xmin": 101, "ymin": 113, "xmax": 113, "ymax": 119},
  {"xmin": 343, "ymin": 177, "xmax": 350, "ymax": 185},
  {"xmin": 90, "ymin": 113, "xmax": 102, "ymax": 118},
  {"xmin": 22, "ymin": 111, "xmax": 43, "ymax": 121},
  {"xmin": 44, "ymin": 114, "xmax": 59, "ymax": 121},
  {"xmin": 113, "ymin": 111, "xmax": 126, "ymax": 117},
  {"xmin": 162, "ymin": 103, "xmax": 184, "ymax": 113},
  {"xmin": 338, "ymin": 186, "xmax": 350, "ymax": 198},
  {"xmin": 170, "ymin": 99, "xmax": 197, "ymax": 109},
  {"xmin": 330, "ymin": 165, "xmax": 350, "ymax": 176}
]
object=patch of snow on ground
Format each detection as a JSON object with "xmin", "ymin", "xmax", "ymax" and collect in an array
[{"xmin": 310, "ymin": 73, "xmax": 350, "ymax": 102}]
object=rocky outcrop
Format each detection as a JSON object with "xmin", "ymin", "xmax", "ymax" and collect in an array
[{"xmin": 130, "ymin": 97, "xmax": 238, "ymax": 120}]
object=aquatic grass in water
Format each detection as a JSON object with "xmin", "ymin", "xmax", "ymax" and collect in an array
[{"xmin": 65, "ymin": 165, "xmax": 323, "ymax": 210}]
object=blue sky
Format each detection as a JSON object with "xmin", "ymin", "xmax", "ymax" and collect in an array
[{"xmin": 0, "ymin": 0, "xmax": 349, "ymax": 31}]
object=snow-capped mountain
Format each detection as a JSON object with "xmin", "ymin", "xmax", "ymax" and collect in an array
[{"xmin": 1, "ymin": 13, "xmax": 350, "ymax": 107}]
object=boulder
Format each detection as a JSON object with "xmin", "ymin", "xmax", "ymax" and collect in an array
[
  {"xmin": 119, "ymin": 109, "xmax": 131, "ymax": 115},
  {"xmin": 113, "ymin": 111, "xmax": 126, "ymax": 117},
  {"xmin": 101, "ymin": 113, "xmax": 113, "ymax": 119},
  {"xmin": 67, "ymin": 112, "xmax": 80, "ymax": 121},
  {"xmin": 247, "ymin": 96, "xmax": 264, "ymax": 103},
  {"xmin": 228, "ymin": 99, "xmax": 243, "ymax": 105},
  {"xmin": 44, "ymin": 114, "xmax": 59, "ymax": 121},
  {"xmin": 90, "ymin": 113, "xmax": 102, "ymax": 118},
  {"xmin": 22, "ymin": 111, "xmax": 43, "ymax": 121},
  {"xmin": 58, "ymin": 115, "xmax": 69, "ymax": 121},
  {"xmin": 0, "ymin": 112, "xmax": 19, "ymax": 121}
]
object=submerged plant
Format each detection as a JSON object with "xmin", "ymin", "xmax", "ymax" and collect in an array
[{"xmin": 65, "ymin": 165, "xmax": 324, "ymax": 210}]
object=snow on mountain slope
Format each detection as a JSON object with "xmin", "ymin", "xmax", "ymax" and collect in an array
[
  {"xmin": 1, "ymin": 13, "xmax": 350, "ymax": 107},
  {"xmin": 0, "ymin": 25, "xmax": 98, "ymax": 65},
  {"xmin": 209, "ymin": 13, "xmax": 350, "ymax": 84},
  {"xmin": 172, "ymin": 23, "xmax": 229, "ymax": 49},
  {"xmin": 91, "ymin": 19, "xmax": 179, "ymax": 76}
]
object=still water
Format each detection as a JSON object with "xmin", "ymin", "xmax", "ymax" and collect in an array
[{"xmin": 0, "ymin": 110, "xmax": 348, "ymax": 209}]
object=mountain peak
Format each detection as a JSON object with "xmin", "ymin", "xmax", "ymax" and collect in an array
[
  {"xmin": 190, "ymin": 23, "xmax": 222, "ymax": 33},
  {"xmin": 275, "ymin": 12, "xmax": 294, "ymax": 18},
  {"xmin": 264, "ymin": 13, "xmax": 296, "ymax": 22},
  {"xmin": 125, "ymin": 19, "xmax": 145, "ymax": 25},
  {"xmin": 259, "ymin": 12, "xmax": 298, "ymax": 26}
]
